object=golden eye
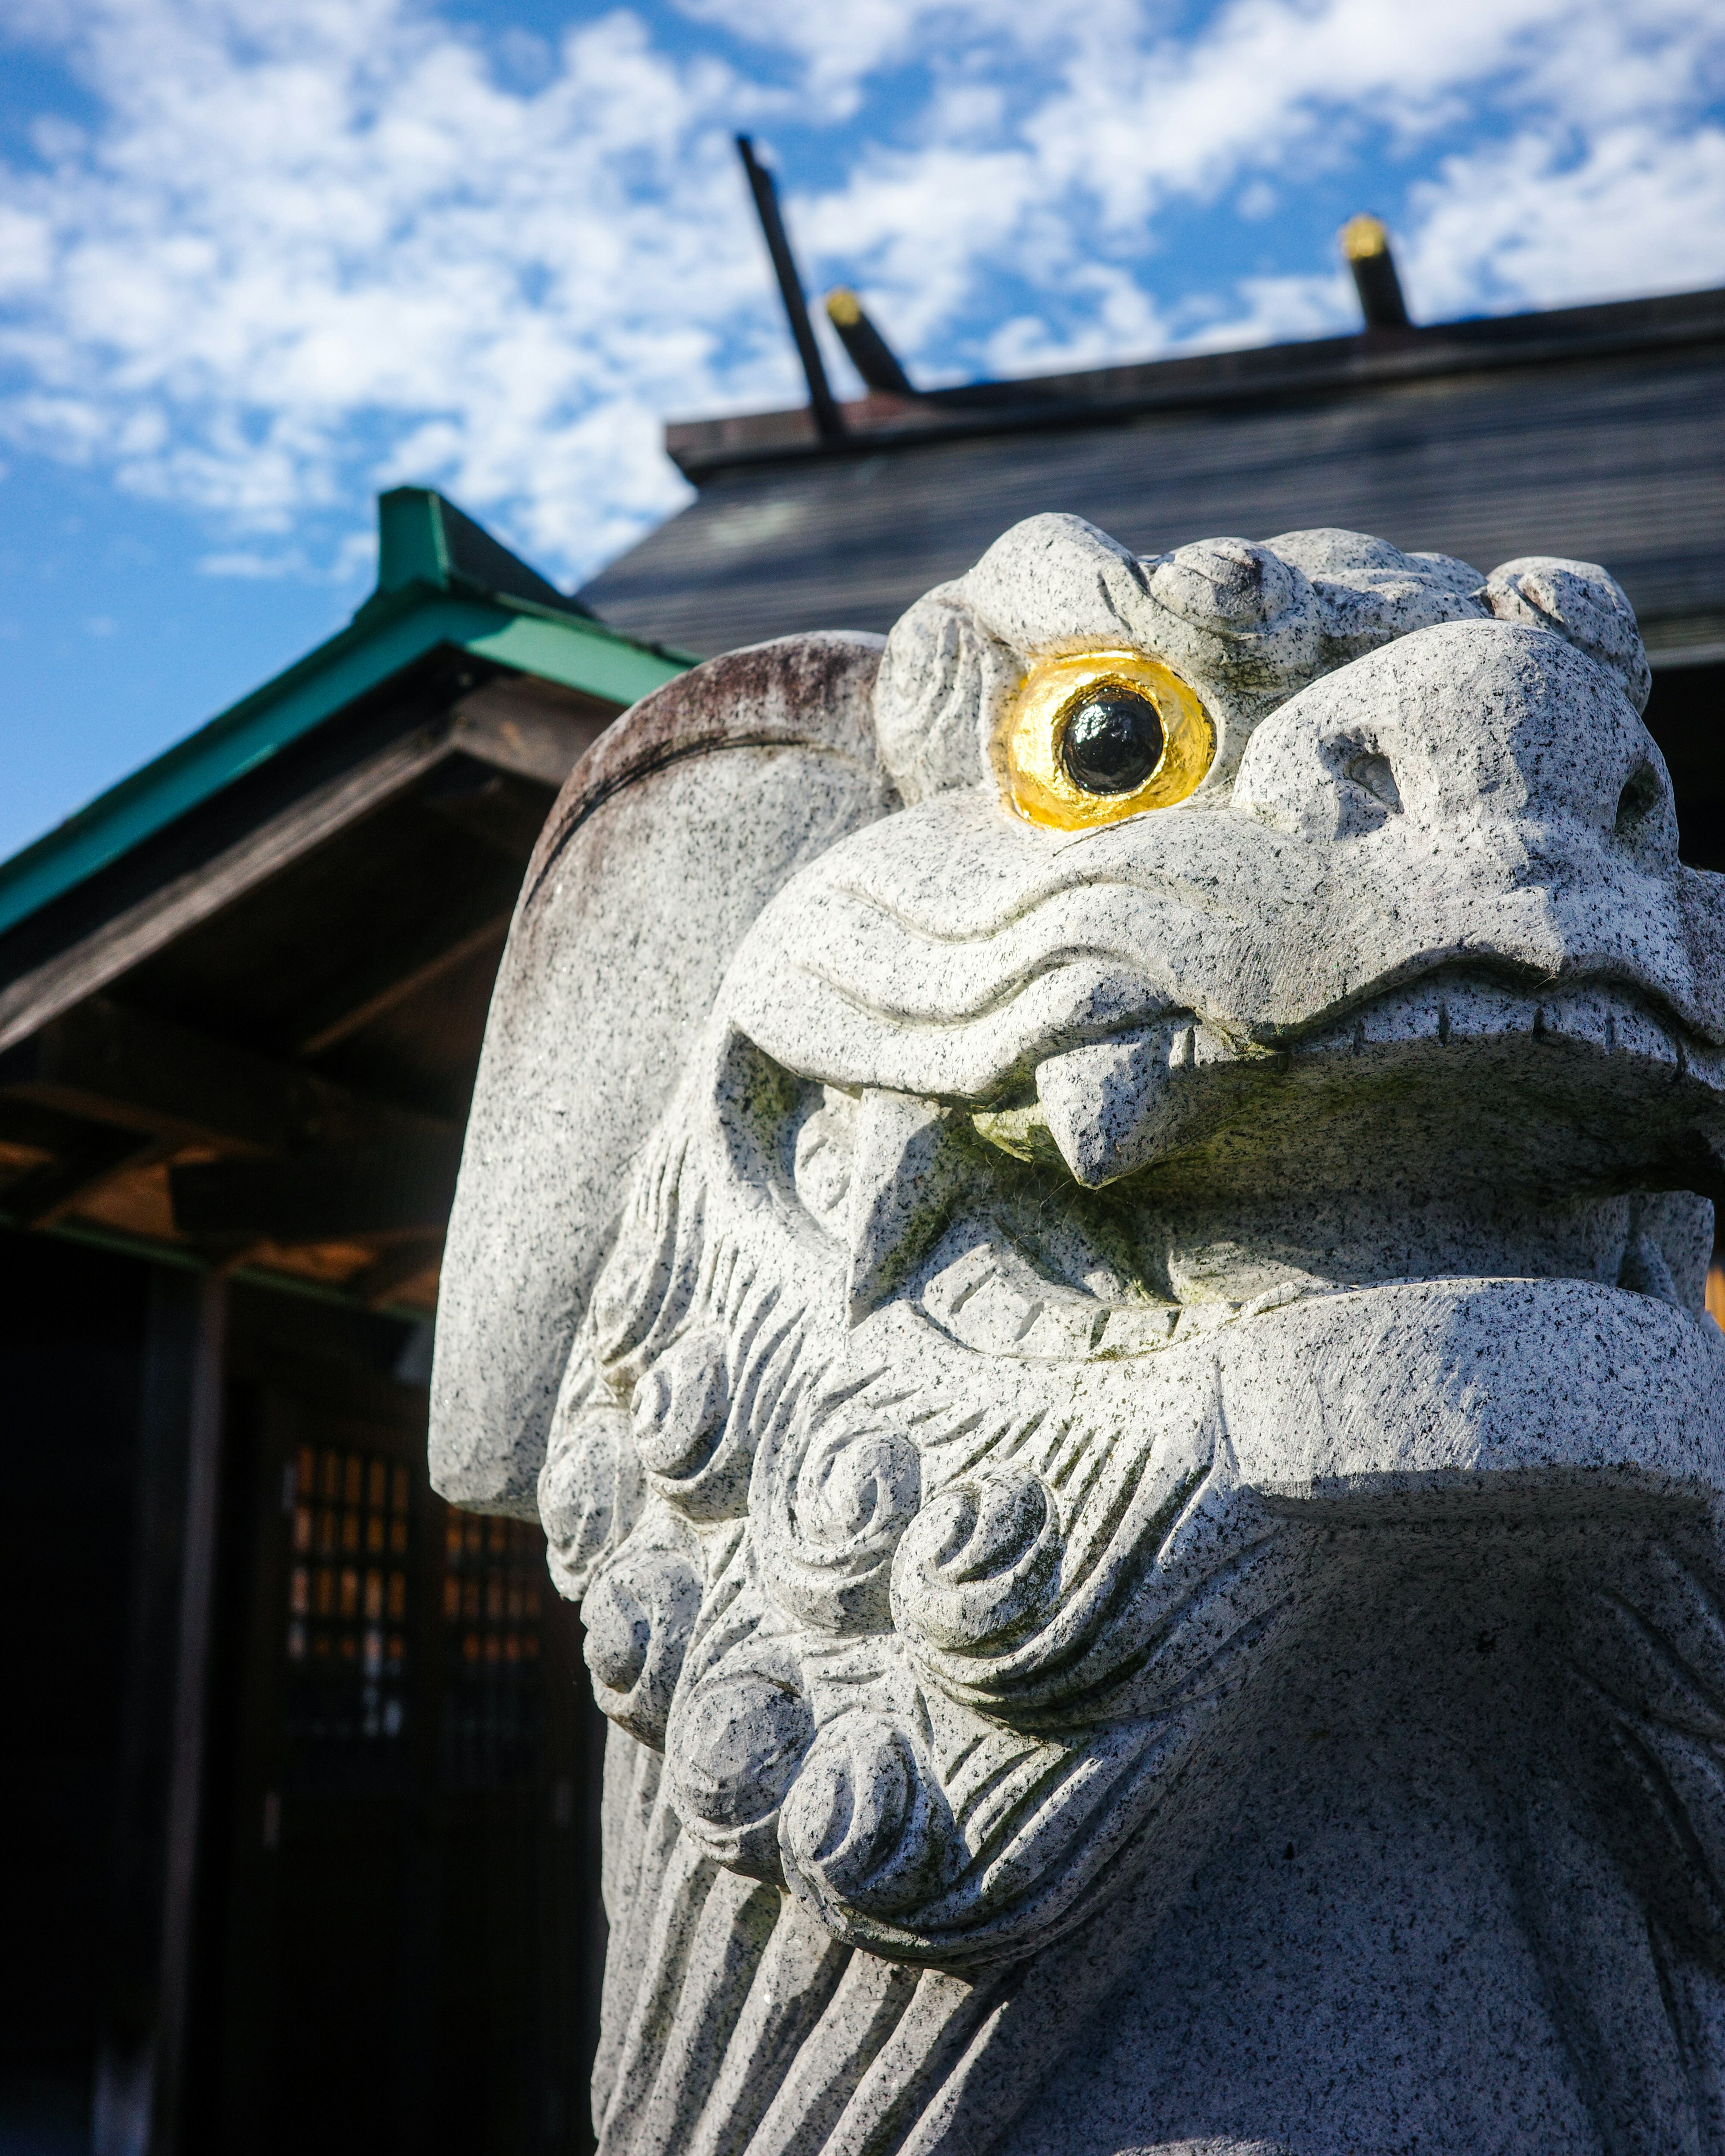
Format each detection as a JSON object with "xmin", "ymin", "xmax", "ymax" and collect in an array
[{"xmin": 1001, "ymin": 650, "xmax": 1215, "ymax": 830}]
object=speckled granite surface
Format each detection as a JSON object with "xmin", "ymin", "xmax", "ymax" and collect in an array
[{"xmin": 434, "ymin": 517, "xmax": 1725, "ymax": 2156}]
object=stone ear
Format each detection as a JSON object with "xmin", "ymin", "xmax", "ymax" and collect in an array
[
  {"xmin": 1482, "ymin": 556, "xmax": 1651, "ymax": 712},
  {"xmin": 429, "ymin": 632, "xmax": 892, "ymax": 1515}
]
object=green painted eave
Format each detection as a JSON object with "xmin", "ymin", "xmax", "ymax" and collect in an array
[{"xmin": 0, "ymin": 566, "xmax": 692, "ymax": 948}]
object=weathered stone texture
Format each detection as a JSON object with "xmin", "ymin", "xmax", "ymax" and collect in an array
[{"xmin": 433, "ymin": 516, "xmax": 1725, "ymax": 2156}]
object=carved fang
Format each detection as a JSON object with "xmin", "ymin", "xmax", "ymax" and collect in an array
[
  {"xmin": 846, "ymin": 1090, "xmax": 970, "ymax": 1325},
  {"xmin": 1036, "ymin": 1019, "xmax": 1267, "ymax": 1187}
]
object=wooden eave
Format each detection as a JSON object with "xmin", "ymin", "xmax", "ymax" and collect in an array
[
  {"xmin": 0, "ymin": 492, "xmax": 694, "ymax": 1316},
  {"xmin": 0, "ymin": 574, "xmax": 690, "ymax": 953},
  {"xmin": 581, "ymin": 285, "xmax": 1725, "ymax": 669},
  {"xmin": 660, "ymin": 282, "xmax": 1725, "ymax": 481}
]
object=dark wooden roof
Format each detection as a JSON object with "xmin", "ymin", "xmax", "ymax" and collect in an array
[{"xmin": 579, "ymin": 283, "xmax": 1725, "ymax": 672}]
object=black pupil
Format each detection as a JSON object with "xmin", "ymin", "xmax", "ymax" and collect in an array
[{"xmin": 1060, "ymin": 688, "xmax": 1164, "ymax": 795}]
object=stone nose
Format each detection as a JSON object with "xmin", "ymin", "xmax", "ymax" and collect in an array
[{"xmin": 1231, "ymin": 619, "xmax": 1677, "ymax": 866}]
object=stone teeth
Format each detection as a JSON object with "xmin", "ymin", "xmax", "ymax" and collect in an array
[
  {"xmin": 1023, "ymin": 981, "xmax": 1719, "ymax": 1196},
  {"xmin": 1294, "ymin": 978, "xmax": 1694, "ymax": 1075},
  {"xmin": 1618, "ymin": 1230, "xmax": 1681, "ymax": 1304},
  {"xmin": 845, "ymin": 1089, "xmax": 970, "ymax": 1326},
  {"xmin": 1035, "ymin": 1017, "xmax": 1263, "ymax": 1187}
]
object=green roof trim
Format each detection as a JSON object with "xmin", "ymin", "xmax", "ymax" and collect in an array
[
  {"xmin": 375, "ymin": 485, "xmax": 597, "ymax": 617},
  {"xmin": 0, "ymin": 490, "xmax": 693, "ymax": 945}
]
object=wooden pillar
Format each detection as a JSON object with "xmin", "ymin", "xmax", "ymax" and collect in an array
[{"xmin": 93, "ymin": 1268, "xmax": 228, "ymax": 2156}]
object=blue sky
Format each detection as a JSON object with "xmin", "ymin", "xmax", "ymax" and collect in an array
[{"xmin": 1, "ymin": 0, "xmax": 1723, "ymax": 862}]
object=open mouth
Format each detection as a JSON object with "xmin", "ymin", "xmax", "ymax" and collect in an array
[{"xmin": 782, "ymin": 965, "xmax": 1725, "ymax": 1362}]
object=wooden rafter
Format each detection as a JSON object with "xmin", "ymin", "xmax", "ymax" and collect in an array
[
  {"xmin": 0, "ymin": 995, "xmax": 456, "ymax": 1158},
  {"xmin": 168, "ymin": 1136, "xmax": 461, "ymax": 1241}
]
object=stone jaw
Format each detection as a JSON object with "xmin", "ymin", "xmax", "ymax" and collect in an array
[{"xmin": 556, "ymin": 1035, "xmax": 1725, "ymax": 1975}]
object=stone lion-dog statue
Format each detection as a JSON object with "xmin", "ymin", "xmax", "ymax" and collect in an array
[{"xmin": 431, "ymin": 515, "xmax": 1725, "ymax": 2156}]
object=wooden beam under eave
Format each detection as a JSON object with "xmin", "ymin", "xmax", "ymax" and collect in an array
[
  {"xmin": 0, "ymin": 720, "xmax": 460, "ymax": 1061},
  {"xmin": 290, "ymin": 850, "xmax": 522, "ymax": 1055},
  {"xmin": 421, "ymin": 760, "xmax": 562, "ymax": 861},
  {"xmin": 448, "ymin": 673, "xmax": 616, "ymax": 788},
  {"xmin": 0, "ymin": 995, "xmax": 457, "ymax": 1158},
  {"xmin": 0, "ymin": 677, "xmax": 621, "ymax": 1069},
  {"xmin": 296, "ymin": 912, "xmax": 512, "ymax": 1057},
  {"xmin": 354, "ymin": 1232, "xmax": 445, "ymax": 1309},
  {"xmin": 0, "ymin": 1127, "xmax": 165, "ymax": 1228},
  {"xmin": 168, "ymin": 1135, "xmax": 462, "ymax": 1241}
]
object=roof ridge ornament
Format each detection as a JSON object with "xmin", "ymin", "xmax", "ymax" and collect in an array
[
  {"xmin": 374, "ymin": 486, "xmax": 593, "ymax": 618},
  {"xmin": 1340, "ymin": 210, "xmax": 1413, "ymax": 329},
  {"xmin": 737, "ymin": 135, "xmax": 846, "ymax": 444},
  {"xmin": 825, "ymin": 287, "xmax": 918, "ymax": 399}
]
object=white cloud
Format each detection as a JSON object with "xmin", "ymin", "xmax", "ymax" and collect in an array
[
  {"xmin": 0, "ymin": 0, "xmax": 1720, "ymax": 588},
  {"xmin": 0, "ymin": 1, "xmax": 792, "ymax": 576},
  {"xmin": 669, "ymin": 0, "xmax": 1115, "ymax": 111},
  {"xmin": 197, "ymin": 547, "xmax": 307, "ymax": 577},
  {"xmin": 1404, "ymin": 122, "xmax": 1725, "ymax": 316},
  {"xmin": 797, "ymin": 0, "xmax": 1725, "ymax": 364}
]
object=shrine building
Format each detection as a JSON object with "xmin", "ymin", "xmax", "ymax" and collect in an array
[{"xmin": 3, "ymin": 271, "xmax": 1723, "ymax": 2156}]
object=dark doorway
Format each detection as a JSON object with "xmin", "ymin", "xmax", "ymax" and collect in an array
[
  {"xmin": 0, "ymin": 1231, "xmax": 150, "ymax": 2154},
  {"xmin": 0, "ymin": 1239, "xmax": 606, "ymax": 2156},
  {"xmin": 1645, "ymin": 660, "xmax": 1725, "ymax": 870},
  {"xmin": 188, "ymin": 1286, "xmax": 606, "ymax": 2156}
]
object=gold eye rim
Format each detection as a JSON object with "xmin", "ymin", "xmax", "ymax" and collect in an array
[{"xmin": 1002, "ymin": 649, "xmax": 1216, "ymax": 830}]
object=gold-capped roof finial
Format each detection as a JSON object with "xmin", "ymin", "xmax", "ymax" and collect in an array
[
  {"xmin": 820, "ymin": 287, "xmax": 916, "ymax": 396},
  {"xmin": 1339, "ymin": 213, "xmax": 1411, "ymax": 330},
  {"xmin": 1340, "ymin": 212, "xmax": 1390, "ymax": 262}
]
